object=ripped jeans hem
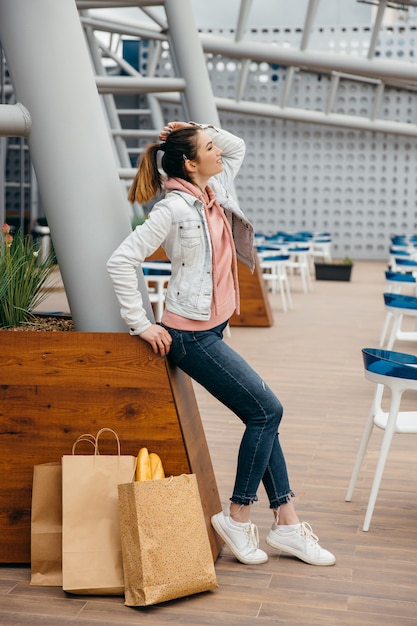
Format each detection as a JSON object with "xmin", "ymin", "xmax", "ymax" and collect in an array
[
  {"xmin": 230, "ymin": 495, "xmax": 259, "ymax": 506},
  {"xmin": 269, "ymin": 490, "xmax": 296, "ymax": 510}
]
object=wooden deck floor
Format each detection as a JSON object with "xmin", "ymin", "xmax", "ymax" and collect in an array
[{"xmin": 1, "ymin": 260, "xmax": 417, "ymax": 625}]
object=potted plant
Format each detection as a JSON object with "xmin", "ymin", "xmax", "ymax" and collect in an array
[
  {"xmin": 314, "ymin": 257, "xmax": 353, "ymax": 281},
  {"xmin": 0, "ymin": 223, "xmax": 57, "ymax": 329}
]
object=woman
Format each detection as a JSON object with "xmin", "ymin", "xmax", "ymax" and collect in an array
[{"xmin": 107, "ymin": 121, "xmax": 335, "ymax": 567}]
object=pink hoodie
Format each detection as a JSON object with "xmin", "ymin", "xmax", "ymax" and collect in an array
[{"xmin": 161, "ymin": 178, "xmax": 239, "ymax": 331}]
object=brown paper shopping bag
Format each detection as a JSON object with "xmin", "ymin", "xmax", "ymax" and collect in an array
[
  {"xmin": 30, "ymin": 462, "xmax": 63, "ymax": 586},
  {"xmin": 62, "ymin": 428, "xmax": 136, "ymax": 595},
  {"xmin": 118, "ymin": 474, "xmax": 218, "ymax": 606}
]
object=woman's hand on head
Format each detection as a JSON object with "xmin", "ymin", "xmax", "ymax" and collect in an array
[
  {"xmin": 159, "ymin": 121, "xmax": 193, "ymax": 141},
  {"xmin": 139, "ymin": 324, "xmax": 172, "ymax": 356}
]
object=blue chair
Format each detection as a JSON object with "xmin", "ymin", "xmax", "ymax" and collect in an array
[
  {"xmin": 379, "ymin": 272, "xmax": 417, "ymax": 347},
  {"xmin": 385, "ymin": 270, "xmax": 417, "ymax": 287},
  {"xmin": 394, "ymin": 257, "xmax": 417, "ymax": 272},
  {"xmin": 346, "ymin": 348, "xmax": 417, "ymax": 531},
  {"xmin": 382, "ymin": 292, "xmax": 417, "ymax": 350},
  {"xmin": 391, "ymin": 235, "xmax": 408, "ymax": 246}
]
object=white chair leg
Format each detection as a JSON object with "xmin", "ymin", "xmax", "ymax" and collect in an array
[
  {"xmin": 305, "ymin": 263, "xmax": 313, "ymax": 292},
  {"xmin": 362, "ymin": 392, "xmax": 402, "ymax": 531},
  {"xmin": 386, "ymin": 313, "xmax": 403, "ymax": 350},
  {"xmin": 284, "ymin": 279, "xmax": 293, "ymax": 309},
  {"xmin": 345, "ymin": 389, "xmax": 381, "ymax": 502},
  {"xmin": 277, "ymin": 278, "xmax": 287, "ymax": 312},
  {"xmin": 299, "ymin": 267, "xmax": 308, "ymax": 293},
  {"xmin": 262, "ymin": 273, "xmax": 277, "ymax": 294},
  {"xmin": 154, "ymin": 297, "xmax": 163, "ymax": 322},
  {"xmin": 379, "ymin": 311, "xmax": 393, "ymax": 348}
]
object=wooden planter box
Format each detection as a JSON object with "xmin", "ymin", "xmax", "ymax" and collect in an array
[
  {"xmin": 0, "ymin": 332, "xmax": 222, "ymax": 563},
  {"xmin": 314, "ymin": 262, "xmax": 353, "ymax": 282}
]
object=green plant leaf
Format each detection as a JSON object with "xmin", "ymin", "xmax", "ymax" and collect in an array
[{"xmin": 0, "ymin": 228, "xmax": 57, "ymax": 328}]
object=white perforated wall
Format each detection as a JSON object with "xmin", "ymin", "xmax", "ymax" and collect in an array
[{"xmin": 158, "ymin": 24, "xmax": 417, "ymax": 260}]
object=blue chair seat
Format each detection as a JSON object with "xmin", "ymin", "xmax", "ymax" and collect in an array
[
  {"xmin": 395, "ymin": 258, "xmax": 417, "ymax": 268},
  {"xmin": 362, "ymin": 347, "xmax": 417, "ymax": 380},
  {"xmin": 383, "ymin": 292, "xmax": 417, "ymax": 309},
  {"xmin": 385, "ymin": 270, "xmax": 416, "ymax": 284}
]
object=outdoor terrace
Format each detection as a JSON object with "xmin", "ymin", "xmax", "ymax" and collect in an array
[{"xmin": 1, "ymin": 260, "xmax": 416, "ymax": 625}]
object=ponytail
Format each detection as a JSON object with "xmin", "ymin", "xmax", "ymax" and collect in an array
[
  {"xmin": 128, "ymin": 127, "xmax": 201, "ymax": 205},
  {"xmin": 128, "ymin": 143, "xmax": 163, "ymax": 204}
]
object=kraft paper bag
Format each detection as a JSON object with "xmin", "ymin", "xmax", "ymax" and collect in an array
[
  {"xmin": 118, "ymin": 474, "xmax": 218, "ymax": 606},
  {"xmin": 30, "ymin": 462, "xmax": 63, "ymax": 586},
  {"xmin": 62, "ymin": 428, "xmax": 136, "ymax": 595}
]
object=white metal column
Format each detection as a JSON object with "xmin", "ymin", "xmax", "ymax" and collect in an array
[
  {"xmin": 164, "ymin": 0, "xmax": 220, "ymax": 125},
  {"xmin": 0, "ymin": 0, "xmax": 153, "ymax": 331}
]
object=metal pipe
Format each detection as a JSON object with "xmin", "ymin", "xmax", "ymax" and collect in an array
[
  {"xmin": 96, "ymin": 75, "xmax": 186, "ymax": 94},
  {"xmin": 371, "ymin": 81, "xmax": 385, "ymax": 120},
  {"xmin": 119, "ymin": 168, "xmax": 140, "ymax": 179},
  {"xmin": 236, "ymin": 60, "xmax": 250, "ymax": 102},
  {"xmin": 111, "ymin": 129, "xmax": 160, "ymax": 138},
  {"xmin": 300, "ymin": 0, "xmax": 320, "ymax": 50},
  {"xmin": 138, "ymin": 6, "xmax": 168, "ymax": 30},
  {"xmin": 145, "ymin": 40, "xmax": 166, "ymax": 131},
  {"xmin": 77, "ymin": 0, "xmax": 163, "ymax": 7},
  {"xmin": 80, "ymin": 15, "xmax": 166, "ymax": 41},
  {"xmin": 215, "ymin": 95, "xmax": 417, "ymax": 137},
  {"xmin": 149, "ymin": 89, "xmax": 417, "ymax": 137},
  {"xmin": 235, "ymin": 0, "xmax": 253, "ymax": 42},
  {"xmin": 280, "ymin": 1, "xmax": 319, "ymax": 109},
  {"xmin": 367, "ymin": 0, "xmax": 387, "ymax": 59},
  {"xmin": 0, "ymin": 103, "xmax": 31, "ymax": 137},
  {"xmin": 117, "ymin": 108, "xmax": 151, "ymax": 115},
  {"xmin": 234, "ymin": 1, "xmax": 253, "ymax": 102},
  {"xmin": 18, "ymin": 137, "xmax": 25, "ymax": 233},
  {"xmin": 280, "ymin": 66, "xmax": 296, "ymax": 108},
  {"xmin": 199, "ymin": 33, "xmax": 417, "ymax": 85},
  {"xmin": 164, "ymin": 0, "xmax": 220, "ymax": 125},
  {"xmin": 83, "ymin": 16, "xmax": 132, "ymax": 169},
  {"xmin": 325, "ymin": 74, "xmax": 340, "ymax": 114}
]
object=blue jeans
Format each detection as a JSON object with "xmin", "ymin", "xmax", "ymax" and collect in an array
[{"xmin": 162, "ymin": 321, "xmax": 294, "ymax": 509}]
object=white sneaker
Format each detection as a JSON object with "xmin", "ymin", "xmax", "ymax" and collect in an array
[
  {"xmin": 266, "ymin": 521, "xmax": 336, "ymax": 566},
  {"xmin": 211, "ymin": 511, "xmax": 268, "ymax": 565}
]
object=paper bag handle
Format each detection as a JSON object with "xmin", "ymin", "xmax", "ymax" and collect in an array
[
  {"xmin": 95, "ymin": 427, "xmax": 121, "ymax": 457},
  {"xmin": 72, "ymin": 433, "xmax": 97, "ymax": 455},
  {"xmin": 71, "ymin": 428, "xmax": 122, "ymax": 457}
]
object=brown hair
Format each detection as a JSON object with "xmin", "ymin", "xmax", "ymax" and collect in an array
[{"xmin": 128, "ymin": 127, "xmax": 201, "ymax": 204}]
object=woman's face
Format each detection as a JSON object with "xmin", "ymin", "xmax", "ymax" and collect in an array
[{"xmin": 193, "ymin": 131, "xmax": 223, "ymax": 179}]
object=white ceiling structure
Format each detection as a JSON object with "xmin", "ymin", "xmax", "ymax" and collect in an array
[{"xmin": 74, "ymin": 0, "xmax": 417, "ymax": 181}]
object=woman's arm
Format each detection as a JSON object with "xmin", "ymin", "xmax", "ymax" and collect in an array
[
  {"xmin": 106, "ymin": 229, "xmax": 153, "ymax": 336},
  {"xmin": 106, "ymin": 205, "xmax": 173, "ymax": 355},
  {"xmin": 203, "ymin": 125, "xmax": 246, "ymax": 189}
]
